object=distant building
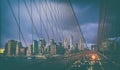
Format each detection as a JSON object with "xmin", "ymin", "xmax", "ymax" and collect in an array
[
  {"xmin": 19, "ymin": 47, "xmax": 25, "ymax": 56},
  {"xmin": 39, "ymin": 39, "xmax": 46, "ymax": 55},
  {"xmin": 74, "ymin": 43, "xmax": 79, "ymax": 53},
  {"xmin": 33, "ymin": 40, "xmax": 38, "ymax": 55},
  {"xmin": 70, "ymin": 35, "xmax": 74, "ymax": 50},
  {"xmin": 44, "ymin": 44, "xmax": 50, "ymax": 54},
  {"xmin": 50, "ymin": 39, "xmax": 56, "ymax": 55},
  {"xmin": 17, "ymin": 42, "xmax": 24, "ymax": 56},
  {"xmin": 16, "ymin": 42, "xmax": 19, "ymax": 56},
  {"xmin": 5, "ymin": 40, "xmax": 17, "ymax": 56},
  {"xmin": 63, "ymin": 38, "xmax": 67, "ymax": 49},
  {"xmin": 56, "ymin": 42, "xmax": 65, "ymax": 55},
  {"xmin": 0, "ymin": 48, "xmax": 4, "ymax": 54},
  {"xmin": 26, "ymin": 45, "xmax": 31, "ymax": 56},
  {"xmin": 79, "ymin": 39, "xmax": 84, "ymax": 51},
  {"xmin": 91, "ymin": 44, "xmax": 97, "ymax": 51}
]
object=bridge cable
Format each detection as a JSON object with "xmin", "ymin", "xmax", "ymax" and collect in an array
[
  {"xmin": 45, "ymin": 0, "xmax": 61, "ymax": 42},
  {"xmin": 23, "ymin": 0, "xmax": 40, "ymax": 40},
  {"xmin": 67, "ymin": 0, "xmax": 88, "ymax": 48},
  {"xmin": 7, "ymin": 0, "xmax": 28, "ymax": 47}
]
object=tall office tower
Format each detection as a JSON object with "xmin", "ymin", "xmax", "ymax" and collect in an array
[
  {"xmin": 74, "ymin": 43, "xmax": 79, "ymax": 53},
  {"xmin": 56, "ymin": 42, "xmax": 65, "ymax": 55},
  {"xmin": 6, "ymin": 40, "xmax": 17, "ymax": 56},
  {"xmin": 26, "ymin": 45, "xmax": 31, "ymax": 56},
  {"xmin": 97, "ymin": 0, "xmax": 120, "ymax": 51},
  {"xmin": 33, "ymin": 40, "xmax": 38, "ymax": 55},
  {"xmin": 79, "ymin": 39, "xmax": 84, "ymax": 51},
  {"xmin": 18, "ymin": 42, "xmax": 24, "ymax": 56},
  {"xmin": 63, "ymin": 38, "xmax": 67, "ymax": 49},
  {"xmin": 16, "ymin": 42, "xmax": 19, "ymax": 56},
  {"xmin": 38, "ymin": 39, "xmax": 46, "ymax": 55},
  {"xmin": 4, "ymin": 43, "xmax": 8, "ymax": 55},
  {"xmin": 70, "ymin": 35, "xmax": 74, "ymax": 50},
  {"xmin": 50, "ymin": 39, "xmax": 56, "ymax": 55},
  {"xmin": 20, "ymin": 47, "xmax": 25, "ymax": 56},
  {"xmin": 38, "ymin": 40, "xmax": 44, "ymax": 55}
]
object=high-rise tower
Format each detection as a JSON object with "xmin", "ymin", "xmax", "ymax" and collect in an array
[{"xmin": 70, "ymin": 35, "xmax": 74, "ymax": 50}]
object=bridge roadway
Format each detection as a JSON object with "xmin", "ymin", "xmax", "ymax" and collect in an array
[{"xmin": 0, "ymin": 51, "xmax": 119, "ymax": 70}]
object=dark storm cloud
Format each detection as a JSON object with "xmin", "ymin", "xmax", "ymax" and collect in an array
[{"xmin": 71, "ymin": 0, "xmax": 100, "ymax": 25}]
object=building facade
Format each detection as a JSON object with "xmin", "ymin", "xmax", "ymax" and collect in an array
[
  {"xmin": 5, "ymin": 40, "xmax": 17, "ymax": 56},
  {"xmin": 33, "ymin": 40, "xmax": 38, "ymax": 55}
]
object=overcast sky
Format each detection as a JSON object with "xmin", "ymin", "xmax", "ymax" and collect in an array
[{"xmin": 0, "ymin": 0, "xmax": 100, "ymax": 48}]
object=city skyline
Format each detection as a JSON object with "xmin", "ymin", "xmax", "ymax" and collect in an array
[
  {"xmin": 0, "ymin": 0, "xmax": 99, "ymax": 48},
  {"xmin": 1, "ymin": 0, "xmax": 120, "ymax": 70}
]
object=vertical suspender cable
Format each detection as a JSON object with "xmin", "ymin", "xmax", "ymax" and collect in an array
[
  {"xmin": 23, "ymin": 0, "xmax": 40, "ymax": 40},
  {"xmin": 18, "ymin": 0, "xmax": 20, "ymax": 42}
]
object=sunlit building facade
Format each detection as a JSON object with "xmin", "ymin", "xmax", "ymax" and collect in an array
[
  {"xmin": 63, "ymin": 38, "xmax": 67, "ymax": 49},
  {"xmin": 5, "ymin": 40, "xmax": 17, "ymax": 56},
  {"xmin": 70, "ymin": 35, "xmax": 74, "ymax": 50},
  {"xmin": 50, "ymin": 39, "xmax": 56, "ymax": 55}
]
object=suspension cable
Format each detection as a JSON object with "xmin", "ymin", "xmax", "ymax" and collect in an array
[
  {"xmin": 7, "ymin": 0, "xmax": 28, "ymax": 47},
  {"xmin": 67, "ymin": 0, "xmax": 88, "ymax": 48},
  {"xmin": 34, "ymin": 0, "xmax": 50, "ymax": 41},
  {"xmin": 23, "ymin": 0, "xmax": 40, "ymax": 40}
]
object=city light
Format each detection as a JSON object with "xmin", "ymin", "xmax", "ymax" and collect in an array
[
  {"xmin": 0, "ymin": 48, "xmax": 4, "ymax": 54},
  {"xmin": 91, "ymin": 54, "xmax": 96, "ymax": 60}
]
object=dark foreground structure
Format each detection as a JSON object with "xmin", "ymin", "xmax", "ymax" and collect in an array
[{"xmin": 97, "ymin": 0, "xmax": 120, "ymax": 68}]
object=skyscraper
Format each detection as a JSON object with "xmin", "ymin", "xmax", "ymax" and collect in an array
[
  {"xmin": 16, "ymin": 42, "xmax": 19, "ymax": 56},
  {"xmin": 63, "ymin": 38, "xmax": 67, "ymax": 49},
  {"xmin": 38, "ymin": 39, "xmax": 46, "ymax": 55},
  {"xmin": 50, "ymin": 39, "xmax": 56, "ymax": 55},
  {"xmin": 33, "ymin": 40, "xmax": 38, "ymax": 55},
  {"xmin": 79, "ymin": 38, "xmax": 84, "ymax": 51},
  {"xmin": 97, "ymin": 0, "xmax": 120, "ymax": 51},
  {"xmin": 56, "ymin": 42, "xmax": 65, "ymax": 55},
  {"xmin": 5, "ymin": 40, "xmax": 17, "ymax": 56},
  {"xmin": 26, "ymin": 45, "xmax": 31, "ymax": 56},
  {"xmin": 70, "ymin": 35, "xmax": 74, "ymax": 50}
]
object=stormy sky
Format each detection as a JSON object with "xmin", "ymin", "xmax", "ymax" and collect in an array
[{"xmin": 0, "ymin": 0, "xmax": 100, "ymax": 48}]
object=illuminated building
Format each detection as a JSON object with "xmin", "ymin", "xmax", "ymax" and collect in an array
[
  {"xmin": 50, "ymin": 39, "xmax": 56, "ymax": 55},
  {"xmin": 30, "ymin": 44, "xmax": 34, "ymax": 55},
  {"xmin": 79, "ymin": 38, "xmax": 84, "ymax": 51},
  {"xmin": 5, "ymin": 40, "xmax": 17, "ymax": 56},
  {"xmin": 16, "ymin": 42, "xmax": 19, "ymax": 56},
  {"xmin": 70, "ymin": 35, "xmax": 74, "ymax": 50},
  {"xmin": 26, "ymin": 45, "xmax": 31, "ymax": 56},
  {"xmin": 0, "ymin": 48, "xmax": 4, "ymax": 54},
  {"xmin": 19, "ymin": 47, "xmax": 25, "ymax": 56},
  {"xmin": 97, "ymin": 0, "xmax": 120, "ymax": 51},
  {"xmin": 63, "ymin": 38, "xmax": 67, "ymax": 49},
  {"xmin": 17, "ymin": 42, "xmax": 24, "ymax": 56}
]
